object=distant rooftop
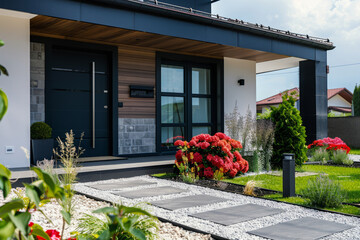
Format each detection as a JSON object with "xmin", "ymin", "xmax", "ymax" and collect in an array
[{"xmin": 126, "ymin": 0, "xmax": 334, "ymax": 48}]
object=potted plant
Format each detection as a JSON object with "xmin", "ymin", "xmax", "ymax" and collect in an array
[{"xmin": 31, "ymin": 122, "xmax": 53, "ymax": 165}]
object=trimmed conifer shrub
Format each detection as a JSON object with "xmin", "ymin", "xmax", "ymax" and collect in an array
[
  {"xmin": 270, "ymin": 91, "xmax": 307, "ymax": 168},
  {"xmin": 353, "ymin": 84, "xmax": 360, "ymax": 116}
]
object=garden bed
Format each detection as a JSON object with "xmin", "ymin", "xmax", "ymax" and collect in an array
[{"xmin": 153, "ymin": 164, "xmax": 360, "ymax": 217}]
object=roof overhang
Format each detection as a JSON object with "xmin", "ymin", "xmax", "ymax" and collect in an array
[{"xmin": 256, "ymin": 57, "xmax": 304, "ymax": 74}]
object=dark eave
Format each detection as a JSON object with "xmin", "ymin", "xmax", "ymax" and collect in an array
[{"xmin": 83, "ymin": 0, "xmax": 335, "ymax": 50}]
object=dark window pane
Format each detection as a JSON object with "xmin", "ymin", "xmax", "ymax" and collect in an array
[
  {"xmin": 192, "ymin": 97, "xmax": 211, "ymax": 123},
  {"xmin": 161, "ymin": 65, "xmax": 184, "ymax": 93},
  {"xmin": 192, "ymin": 126, "xmax": 211, "ymax": 136},
  {"xmin": 192, "ymin": 68, "xmax": 211, "ymax": 94},
  {"xmin": 161, "ymin": 127, "xmax": 185, "ymax": 147},
  {"xmin": 161, "ymin": 96, "xmax": 184, "ymax": 123}
]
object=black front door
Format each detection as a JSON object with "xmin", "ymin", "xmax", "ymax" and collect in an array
[{"xmin": 46, "ymin": 46, "xmax": 111, "ymax": 157}]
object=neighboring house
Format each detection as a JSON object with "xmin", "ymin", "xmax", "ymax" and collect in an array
[
  {"xmin": 257, "ymin": 88, "xmax": 352, "ymax": 115},
  {"xmin": 0, "ymin": 0, "xmax": 333, "ymax": 168}
]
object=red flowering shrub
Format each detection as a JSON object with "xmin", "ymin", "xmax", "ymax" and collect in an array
[
  {"xmin": 308, "ymin": 137, "xmax": 350, "ymax": 154},
  {"xmin": 175, "ymin": 132, "xmax": 249, "ymax": 179}
]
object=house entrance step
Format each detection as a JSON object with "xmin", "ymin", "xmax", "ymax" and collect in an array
[{"xmin": 77, "ymin": 156, "xmax": 127, "ymax": 163}]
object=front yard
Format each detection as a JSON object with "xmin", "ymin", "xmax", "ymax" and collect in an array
[{"xmin": 223, "ymin": 165, "xmax": 360, "ymax": 215}]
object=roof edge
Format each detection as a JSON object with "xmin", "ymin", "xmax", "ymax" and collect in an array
[{"xmin": 82, "ymin": 0, "xmax": 335, "ymax": 51}]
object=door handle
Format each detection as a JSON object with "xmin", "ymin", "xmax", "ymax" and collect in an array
[{"xmin": 92, "ymin": 61, "xmax": 96, "ymax": 149}]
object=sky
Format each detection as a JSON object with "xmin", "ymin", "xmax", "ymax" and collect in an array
[{"xmin": 212, "ymin": 0, "xmax": 360, "ymax": 101}]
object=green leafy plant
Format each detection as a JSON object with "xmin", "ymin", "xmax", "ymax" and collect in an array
[
  {"xmin": 301, "ymin": 174, "xmax": 344, "ymax": 208},
  {"xmin": 0, "ymin": 163, "xmax": 67, "ymax": 240},
  {"xmin": 270, "ymin": 91, "xmax": 307, "ymax": 168},
  {"xmin": 0, "ymin": 39, "xmax": 9, "ymax": 121},
  {"xmin": 31, "ymin": 122, "xmax": 52, "ymax": 139},
  {"xmin": 76, "ymin": 205, "xmax": 158, "ymax": 240},
  {"xmin": 310, "ymin": 148, "xmax": 329, "ymax": 164},
  {"xmin": 332, "ymin": 150, "xmax": 353, "ymax": 166}
]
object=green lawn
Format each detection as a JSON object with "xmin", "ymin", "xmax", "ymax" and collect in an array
[
  {"xmin": 223, "ymin": 165, "xmax": 360, "ymax": 204},
  {"xmin": 263, "ymin": 194, "xmax": 359, "ymax": 215},
  {"xmin": 349, "ymin": 148, "xmax": 360, "ymax": 155}
]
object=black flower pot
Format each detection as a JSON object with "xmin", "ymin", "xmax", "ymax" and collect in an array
[{"xmin": 31, "ymin": 139, "xmax": 54, "ymax": 165}]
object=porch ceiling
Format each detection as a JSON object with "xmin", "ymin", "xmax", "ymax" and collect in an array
[{"xmin": 30, "ymin": 15, "xmax": 288, "ymax": 63}]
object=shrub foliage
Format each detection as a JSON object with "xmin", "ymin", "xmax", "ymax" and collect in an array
[
  {"xmin": 270, "ymin": 91, "xmax": 307, "ymax": 168},
  {"xmin": 31, "ymin": 122, "xmax": 52, "ymax": 139},
  {"xmin": 301, "ymin": 174, "xmax": 344, "ymax": 208},
  {"xmin": 354, "ymin": 84, "xmax": 360, "ymax": 116}
]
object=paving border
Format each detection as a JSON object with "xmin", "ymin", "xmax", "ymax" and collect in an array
[
  {"xmin": 151, "ymin": 176, "xmax": 360, "ymax": 219},
  {"xmin": 76, "ymin": 191, "xmax": 229, "ymax": 240}
]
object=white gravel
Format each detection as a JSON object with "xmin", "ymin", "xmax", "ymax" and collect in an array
[
  {"xmin": 349, "ymin": 154, "xmax": 360, "ymax": 162},
  {"xmin": 0, "ymin": 189, "xmax": 211, "ymax": 240},
  {"xmin": 74, "ymin": 176, "xmax": 360, "ymax": 240}
]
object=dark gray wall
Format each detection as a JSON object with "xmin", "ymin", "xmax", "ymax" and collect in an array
[
  {"xmin": 328, "ymin": 117, "xmax": 360, "ymax": 148},
  {"xmin": 155, "ymin": 0, "xmax": 212, "ymax": 12},
  {"xmin": 299, "ymin": 53, "xmax": 328, "ymax": 144}
]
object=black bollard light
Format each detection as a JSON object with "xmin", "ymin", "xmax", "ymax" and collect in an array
[{"xmin": 283, "ymin": 153, "xmax": 295, "ymax": 197}]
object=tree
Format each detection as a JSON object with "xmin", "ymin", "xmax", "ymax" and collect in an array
[
  {"xmin": 353, "ymin": 84, "xmax": 360, "ymax": 116},
  {"xmin": 0, "ymin": 39, "xmax": 9, "ymax": 121},
  {"xmin": 270, "ymin": 90, "xmax": 307, "ymax": 168}
]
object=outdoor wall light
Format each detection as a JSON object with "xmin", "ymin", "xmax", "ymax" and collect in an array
[{"xmin": 238, "ymin": 79, "xmax": 245, "ymax": 86}]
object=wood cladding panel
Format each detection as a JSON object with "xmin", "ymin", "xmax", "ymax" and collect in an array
[
  {"xmin": 31, "ymin": 16, "xmax": 289, "ymax": 63},
  {"xmin": 118, "ymin": 47, "xmax": 156, "ymax": 118}
]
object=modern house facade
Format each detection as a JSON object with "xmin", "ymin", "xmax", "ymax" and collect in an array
[
  {"xmin": 257, "ymin": 87, "xmax": 352, "ymax": 115},
  {"xmin": 0, "ymin": 0, "xmax": 334, "ymax": 168}
]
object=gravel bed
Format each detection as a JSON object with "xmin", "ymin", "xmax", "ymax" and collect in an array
[
  {"xmin": 75, "ymin": 176, "xmax": 360, "ymax": 240},
  {"xmin": 0, "ymin": 189, "xmax": 211, "ymax": 240}
]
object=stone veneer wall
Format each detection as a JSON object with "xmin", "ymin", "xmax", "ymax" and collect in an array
[
  {"xmin": 30, "ymin": 42, "xmax": 45, "ymax": 124},
  {"xmin": 118, "ymin": 118, "xmax": 156, "ymax": 154}
]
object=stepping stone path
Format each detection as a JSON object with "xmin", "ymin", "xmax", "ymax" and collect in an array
[
  {"xmin": 114, "ymin": 186, "xmax": 187, "ymax": 199},
  {"xmin": 190, "ymin": 203, "xmax": 285, "ymax": 226},
  {"xmin": 151, "ymin": 194, "xmax": 227, "ymax": 210},
  {"xmin": 248, "ymin": 217, "xmax": 353, "ymax": 240},
  {"xmin": 78, "ymin": 177, "xmax": 357, "ymax": 239},
  {"xmin": 86, "ymin": 179, "xmax": 155, "ymax": 190}
]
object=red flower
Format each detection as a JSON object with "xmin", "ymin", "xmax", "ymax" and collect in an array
[
  {"xmin": 174, "ymin": 140, "xmax": 184, "ymax": 146},
  {"xmin": 37, "ymin": 230, "xmax": 61, "ymax": 240},
  {"xmin": 193, "ymin": 152, "xmax": 203, "ymax": 163},
  {"xmin": 175, "ymin": 150, "xmax": 183, "ymax": 161},
  {"xmin": 189, "ymin": 140, "xmax": 196, "ymax": 147},
  {"xmin": 204, "ymin": 167, "xmax": 214, "ymax": 179},
  {"xmin": 28, "ymin": 222, "xmax": 34, "ymax": 227},
  {"xmin": 200, "ymin": 141, "xmax": 210, "ymax": 150},
  {"xmin": 229, "ymin": 168, "xmax": 238, "ymax": 178}
]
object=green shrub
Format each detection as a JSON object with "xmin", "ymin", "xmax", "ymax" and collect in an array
[
  {"xmin": 31, "ymin": 122, "xmax": 52, "ymax": 139},
  {"xmin": 354, "ymin": 84, "xmax": 360, "ymax": 116},
  {"xmin": 270, "ymin": 91, "xmax": 307, "ymax": 168},
  {"xmin": 310, "ymin": 148, "xmax": 329, "ymax": 164},
  {"xmin": 301, "ymin": 174, "xmax": 344, "ymax": 208},
  {"xmin": 332, "ymin": 150, "xmax": 353, "ymax": 166}
]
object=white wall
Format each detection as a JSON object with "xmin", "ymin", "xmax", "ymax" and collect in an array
[
  {"xmin": 328, "ymin": 94, "xmax": 352, "ymax": 108},
  {"xmin": 224, "ymin": 57, "xmax": 256, "ymax": 117},
  {"xmin": 0, "ymin": 10, "xmax": 34, "ymax": 168}
]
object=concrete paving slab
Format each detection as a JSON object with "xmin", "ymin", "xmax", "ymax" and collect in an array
[
  {"xmin": 248, "ymin": 217, "xmax": 353, "ymax": 240},
  {"xmin": 151, "ymin": 194, "xmax": 227, "ymax": 210},
  {"xmin": 114, "ymin": 186, "xmax": 187, "ymax": 198},
  {"xmin": 87, "ymin": 180, "xmax": 156, "ymax": 191},
  {"xmin": 190, "ymin": 204, "xmax": 285, "ymax": 226}
]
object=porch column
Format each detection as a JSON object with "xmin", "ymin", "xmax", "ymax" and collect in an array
[{"xmin": 299, "ymin": 50, "xmax": 328, "ymax": 143}]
